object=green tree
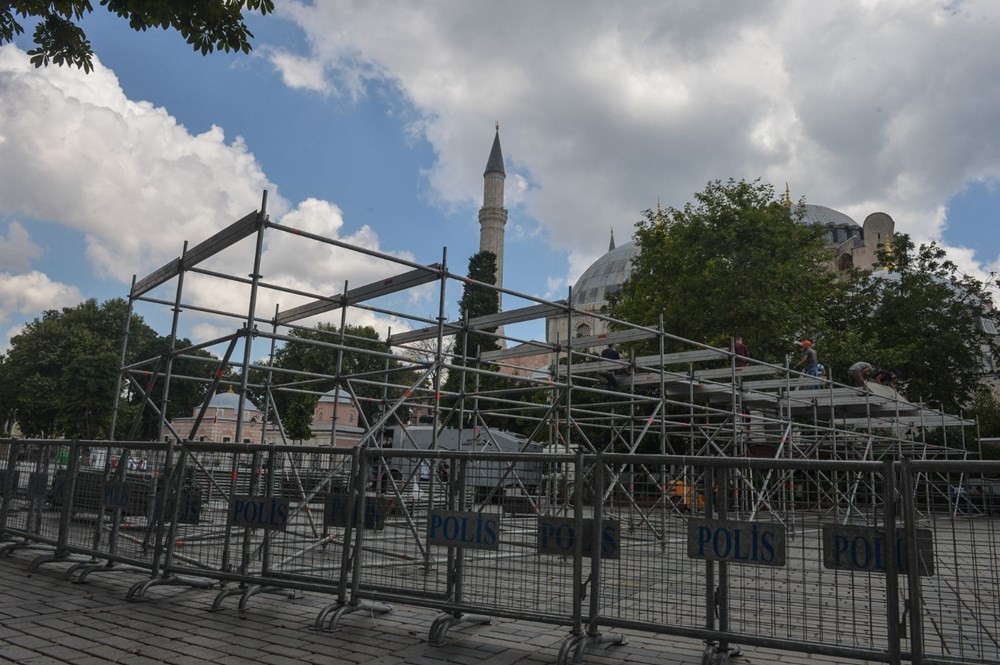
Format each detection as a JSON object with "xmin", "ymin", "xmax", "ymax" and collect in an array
[
  {"xmin": 268, "ymin": 323, "xmax": 412, "ymax": 438},
  {"xmin": 4, "ymin": 299, "xmax": 153, "ymax": 437},
  {"xmin": 1, "ymin": 298, "xmax": 219, "ymax": 440},
  {"xmin": 0, "ymin": 353, "xmax": 14, "ymax": 434},
  {"xmin": 821, "ymin": 234, "xmax": 999, "ymax": 411},
  {"xmin": 453, "ymin": 251, "xmax": 500, "ymax": 360},
  {"xmin": 1, "ymin": 1, "xmax": 274, "ymax": 73},
  {"xmin": 611, "ymin": 179, "xmax": 835, "ymax": 362},
  {"xmin": 127, "ymin": 334, "xmax": 219, "ymax": 441},
  {"xmin": 441, "ymin": 251, "xmax": 522, "ymax": 430}
]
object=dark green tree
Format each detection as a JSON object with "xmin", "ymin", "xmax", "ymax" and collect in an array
[
  {"xmin": 441, "ymin": 251, "xmax": 522, "ymax": 430},
  {"xmin": 1, "ymin": 1, "xmax": 274, "ymax": 73},
  {"xmin": 611, "ymin": 179, "xmax": 835, "ymax": 362},
  {"xmin": 453, "ymin": 251, "xmax": 500, "ymax": 360},
  {"xmin": 268, "ymin": 323, "xmax": 413, "ymax": 438},
  {"xmin": 5, "ymin": 299, "xmax": 151, "ymax": 437},
  {"xmin": 0, "ymin": 353, "xmax": 14, "ymax": 434},
  {"xmin": 820, "ymin": 234, "xmax": 999, "ymax": 411},
  {"xmin": 2, "ymin": 298, "xmax": 219, "ymax": 440},
  {"xmin": 127, "ymin": 334, "xmax": 219, "ymax": 441}
]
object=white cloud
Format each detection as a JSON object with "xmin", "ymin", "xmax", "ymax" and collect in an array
[
  {"xmin": 0, "ymin": 45, "xmax": 415, "ymax": 345},
  {"xmin": 275, "ymin": 0, "xmax": 1000, "ymax": 287},
  {"xmin": 263, "ymin": 47, "xmax": 331, "ymax": 94},
  {"xmin": 0, "ymin": 221, "xmax": 42, "ymax": 272},
  {"xmin": 0, "ymin": 45, "xmax": 285, "ymax": 285},
  {"xmin": 0, "ymin": 271, "xmax": 84, "ymax": 323}
]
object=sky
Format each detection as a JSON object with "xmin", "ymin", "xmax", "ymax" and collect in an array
[{"xmin": 1, "ymin": 0, "xmax": 999, "ymax": 356}]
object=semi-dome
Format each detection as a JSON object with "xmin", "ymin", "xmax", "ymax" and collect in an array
[
  {"xmin": 207, "ymin": 390, "xmax": 260, "ymax": 412},
  {"xmin": 571, "ymin": 241, "xmax": 641, "ymax": 307}
]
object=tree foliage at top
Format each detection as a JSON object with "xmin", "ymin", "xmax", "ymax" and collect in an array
[
  {"xmin": 819, "ymin": 234, "xmax": 999, "ymax": 411},
  {"xmin": 0, "ymin": 0, "xmax": 274, "ymax": 73},
  {"xmin": 440, "ymin": 251, "xmax": 525, "ymax": 430},
  {"xmin": 611, "ymin": 179, "xmax": 835, "ymax": 362},
  {"xmin": 1, "ymin": 298, "xmax": 218, "ymax": 440},
  {"xmin": 453, "ymin": 251, "xmax": 500, "ymax": 360},
  {"xmin": 261, "ymin": 323, "xmax": 414, "ymax": 441}
]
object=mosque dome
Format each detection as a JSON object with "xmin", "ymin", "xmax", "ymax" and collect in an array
[
  {"xmin": 319, "ymin": 388, "xmax": 354, "ymax": 405},
  {"xmin": 571, "ymin": 241, "xmax": 641, "ymax": 307},
  {"xmin": 799, "ymin": 204, "xmax": 858, "ymax": 228},
  {"xmin": 208, "ymin": 390, "xmax": 259, "ymax": 413}
]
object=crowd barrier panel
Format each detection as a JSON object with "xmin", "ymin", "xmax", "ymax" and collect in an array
[
  {"xmin": 0, "ymin": 440, "xmax": 77, "ymax": 562},
  {"xmin": 131, "ymin": 442, "xmax": 356, "ymax": 609},
  {"xmin": 339, "ymin": 447, "xmax": 614, "ymax": 652},
  {"xmin": 593, "ymin": 454, "xmax": 907, "ymax": 665},
  {"xmin": 3, "ymin": 437, "xmax": 998, "ymax": 665},
  {"xmin": 902, "ymin": 459, "xmax": 1000, "ymax": 665}
]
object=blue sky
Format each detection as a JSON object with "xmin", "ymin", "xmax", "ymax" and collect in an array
[{"xmin": 1, "ymin": 1, "xmax": 999, "ymax": 355}]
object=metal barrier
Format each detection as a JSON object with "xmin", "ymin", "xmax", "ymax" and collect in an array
[
  {"xmin": 902, "ymin": 459, "xmax": 1000, "ymax": 665},
  {"xmin": 2, "ymin": 438, "xmax": 998, "ymax": 665}
]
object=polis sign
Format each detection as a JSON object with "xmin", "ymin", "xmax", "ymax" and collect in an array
[
  {"xmin": 687, "ymin": 518, "xmax": 786, "ymax": 566},
  {"xmin": 427, "ymin": 510, "xmax": 500, "ymax": 550},
  {"xmin": 27, "ymin": 472, "xmax": 50, "ymax": 499},
  {"xmin": 537, "ymin": 517, "xmax": 621, "ymax": 559},
  {"xmin": 326, "ymin": 493, "xmax": 386, "ymax": 531},
  {"xmin": 822, "ymin": 525, "xmax": 935, "ymax": 576},
  {"xmin": 103, "ymin": 482, "xmax": 129, "ymax": 509},
  {"xmin": 229, "ymin": 496, "xmax": 290, "ymax": 531}
]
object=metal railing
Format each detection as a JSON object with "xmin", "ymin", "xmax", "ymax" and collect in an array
[{"xmin": 2, "ymin": 438, "xmax": 997, "ymax": 665}]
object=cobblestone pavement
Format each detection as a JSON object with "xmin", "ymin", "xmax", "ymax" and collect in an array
[{"xmin": 0, "ymin": 546, "xmax": 877, "ymax": 665}]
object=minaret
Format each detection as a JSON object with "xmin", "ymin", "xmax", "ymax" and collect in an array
[
  {"xmin": 479, "ymin": 123, "xmax": 508, "ymax": 296},
  {"xmin": 608, "ymin": 228, "xmax": 616, "ymax": 252}
]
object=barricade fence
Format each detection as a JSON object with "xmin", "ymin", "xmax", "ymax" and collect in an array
[{"xmin": 1, "ymin": 437, "xmax": 997, "ymax": 665}]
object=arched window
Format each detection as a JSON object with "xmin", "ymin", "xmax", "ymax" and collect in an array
[
  {"xmin": 575, "ymin": 323, "xmax": 591, "ymax": 338},
  {"xmin": 837, "ymin": 253, "xmax": 854, "ymax": 272}
]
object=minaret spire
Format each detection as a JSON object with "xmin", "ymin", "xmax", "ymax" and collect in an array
[
  {"xmin": 479, "ymin": 123, "xmax": 508, "ymax": 304},
  {"xmin": 784, "ymin": 182, "xmax": 792, "ymax": 207},
  {"xmin": 608, "ymin": 228, "xmax": 616, "ymax": 252}
]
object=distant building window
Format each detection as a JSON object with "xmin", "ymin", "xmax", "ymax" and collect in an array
[
  {"xmin": 223, "ymin": 437, "xmax": 231, "ymax": 443},
  {"xmin": 199, "ymin": 436, "xmax": 206, "ymax": 442},
  {"xmin": 575, "ymin": 323, "xmax": 591, "ymax": 338},
  {"xmin": 317, "ymin": 410, "xmax": 324, "ymax": 422},
  {"xmin": 243, "ymin": 438, "xmax": 251, "ymax": 444},
  {"xmin": 837, "ymin": 254, "xmax": 854, "ymax": 272}
]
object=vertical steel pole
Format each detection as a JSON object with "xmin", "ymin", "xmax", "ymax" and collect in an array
[
  {"xmin": 234, "ymin": 192, "xmax": 268, "ymax": 446},
  {"xmin": 108, "ymin": 278, "xmax": 137, "ymax": 442},
  {"xmin": 571, "ymin": 449, "xmax": 585, "ymax": 637},
  {"xmin": 900, "ymin": 456, "xmax": 924, "ymax": 664},
  {"xmin": 338, "ymin": 446, "xmax": 361, "ymax": 604},
  {"xmin": 150, "ymin": 241, "xmax": 187, "ymax": 577},
  {"xmin": 330, "ymin": 281, "xmax": 349, "ymax": 447},
  {"xmin": 704, "ymin": 464, "xmax": 716, "ymax": 633},
  {"xmin": 587, "ymin": 453, "xmax": 605, "ymax": 637},
  {"xmin": 883, "ymin": 457, "xmax": 902, "ymax": 665},
  {"xmin": 717, "ymin": 465, "xmax": 731, "ymax": 654}
]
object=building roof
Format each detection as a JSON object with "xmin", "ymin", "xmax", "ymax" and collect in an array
[
  {"xmin": 571, "ymin": 241, "xmax": 641, "ymax": 307},
  {"xmin": 318, "ymin": 388, "xmax": 355, "ymax": 405},
  {"xmin": 800, "ymin": 204, "xmax": 858, "ymax": 228},
  {"xmin": 484, "ymin": 127, "xmax": 505, "ymax": 176},
  {"xmin": 208, "ymin": 390, "xmax": 260, "ymax": 412}
]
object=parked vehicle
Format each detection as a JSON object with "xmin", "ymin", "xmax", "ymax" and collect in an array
[{"xmin": 368, "ymin": 425, "xmax": 543, "ymax": 500}]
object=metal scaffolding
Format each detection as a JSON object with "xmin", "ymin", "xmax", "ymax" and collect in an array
[{"xmin": 117, "ymin": 192, "xmax": 977, "ymax": 529}]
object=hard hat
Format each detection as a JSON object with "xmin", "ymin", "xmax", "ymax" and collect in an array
[{"xmin": 800, "ymin": 340, "xmax": 812, "ymax": 348}]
